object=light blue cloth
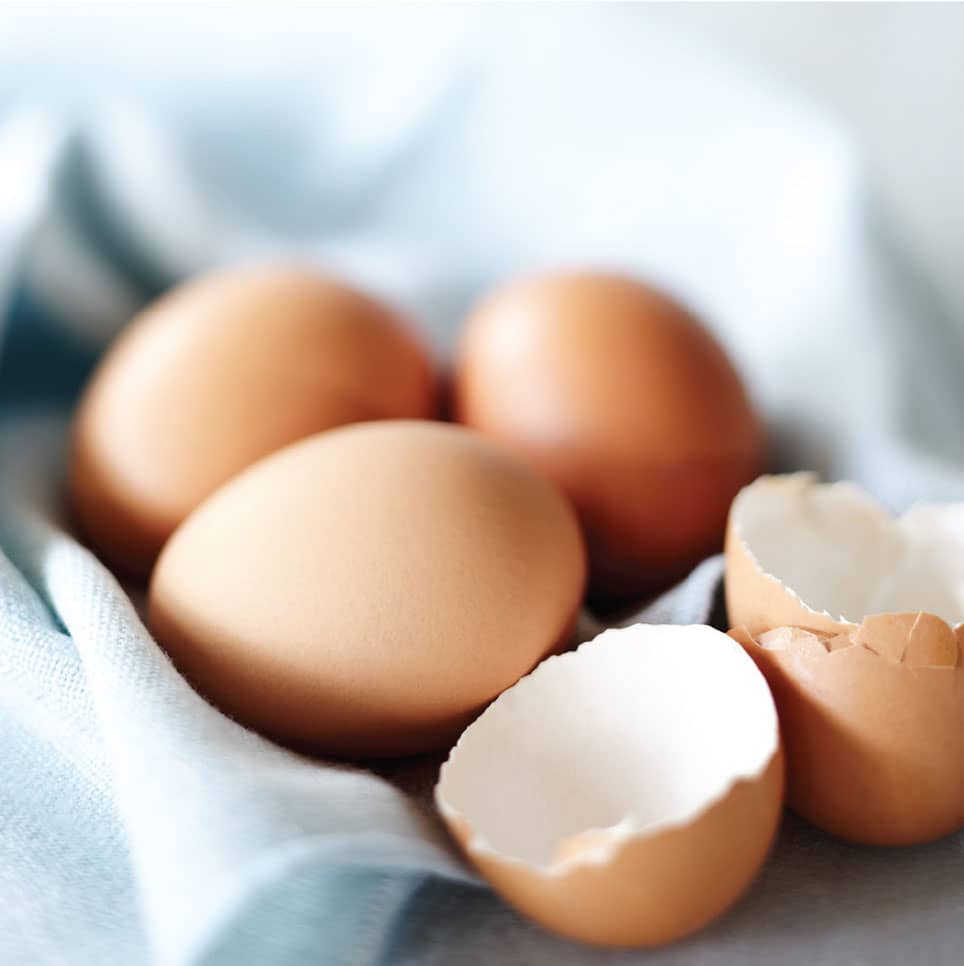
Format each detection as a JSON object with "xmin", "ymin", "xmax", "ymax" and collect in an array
[{"xmin": 2, "ymin": 7, "xmax": 963, "ymax": 965}]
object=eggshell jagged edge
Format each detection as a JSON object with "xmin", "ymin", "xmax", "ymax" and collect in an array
[
  {"xmin": 725, "ymin": 472, "xmax": 964, "ymax": 647},
  {"xmin": 725, "ymin": 473, "xmax": 964, "ymax": 843},
  {"xmin": 727, "ymin": 473, "xmax": 863, "ymax": 635},
  {"xmin": 434, "ymin": 624, "xmax": 785, "ymax": 947}
]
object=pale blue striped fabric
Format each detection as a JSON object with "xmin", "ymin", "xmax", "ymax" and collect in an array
[{"xmin": 2, "ymin": 7, "xmax": 963, "ymax": 965}]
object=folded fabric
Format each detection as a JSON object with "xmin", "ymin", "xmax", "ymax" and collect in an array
[{"xmin": 1, "ymin": 7, "xmax": 962, "ymax": 965}]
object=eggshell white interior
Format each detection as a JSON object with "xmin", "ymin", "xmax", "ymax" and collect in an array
[
  {"xmin": 436, "ymin": 624, "xmax": 779, "ymax": 869},
  {"xmin": 734, "ymin": 474, "xmax": 964, "ymax": 626}
]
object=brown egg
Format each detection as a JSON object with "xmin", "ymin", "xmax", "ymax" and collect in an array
[
  {"xmin": 70, "ymin": 264, "xmax": 437, "ymax": 578},
  {"xmin": 727, "ymin": 473, "xmax": 964, "ymax": 845},
  {"xmin": 453, "ymin": 271, "xmax": 764, "ymax": 609},
  {"xmin": 436, "ymin": 624, "xmax": 784, "ymax": 947},
  {"xmin": 148, "ymin": 420, "xmax": 586, "ymax": 758}
]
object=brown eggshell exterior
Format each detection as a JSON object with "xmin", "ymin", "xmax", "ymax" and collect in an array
[
  {"xmin": 453, "ymin": 272, "xmax": 764, "ymax": 607},
  {"xmin": 730, "ymin": 624, "xmax": 964, "ymax": 845},
  {"xmin": 148, "ymin": 420, "xmax": 586, "ymax": 758},
  {"xmin": 70, "ymin": 264, "xmax": 437, "ymax": 578},
  {"xmin": 445, "ymin": 753, "xmax": 784, "ymax": 948}
]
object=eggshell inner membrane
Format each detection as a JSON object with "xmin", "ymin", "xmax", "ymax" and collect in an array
[
  {"xmin": 436, "ymin": 624, "xmax": 779, "ymax": 869},
  {"xmin": 733, "ymin": 473, "xmax": 964, "ymax": 626}
]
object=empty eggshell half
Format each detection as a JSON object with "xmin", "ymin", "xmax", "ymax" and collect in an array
[
  {"xmin": 729, "ymin": 622, "xmax": 964, "ymax": 845},
  {"xmin": 726, "ymin": 473, "xmax": 964, "ymax": 844},
  {"xmin": 726, "ymin": 472, "xmax": 964, "ymax": 635},
  {"xmin": 435, "ymin": 624, "xmax": 784, "ymax": 947}
]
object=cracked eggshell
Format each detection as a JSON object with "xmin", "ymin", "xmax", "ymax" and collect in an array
[
  {"xmin": 70, "ymin": 263, "xmax": 437, "ymax": 578},
  {"xmin": 725, "ymin": 473, "xmax": 964, "ymax": 844},
  {"xmin": 435, "ymin": 624, "xmax": 784, "ymax": 947},
  {"xmin": 730, "ymin": 622, "xmax": 964, "ymax": 845},
  {"xmin": 725, "ymin": 472, "xmax": 964, "ymax": 636}
]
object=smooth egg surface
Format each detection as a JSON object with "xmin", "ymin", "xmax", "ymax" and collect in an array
[
  {"xmin": 454, "ymin": 271, "xmax": 764, "ymax": 608},
  {"xmin": 70, "ymin": 264, "xmax": 437, "ymax": 578},
  {"xmin": 148, "ymin": 420, "xmax": 586, "ymax": 758}
]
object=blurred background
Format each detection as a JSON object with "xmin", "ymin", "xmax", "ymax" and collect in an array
[
  {"xmin": 2, "ymin": 1, "xmax": 964, "ymax": 483},
  {"xmin": 3, "ymin": 1, "xmax": 963, "ymax": 312},
  {"xmin": 639, "ymin": 2, "xmax": 964, "ymax": 321}
]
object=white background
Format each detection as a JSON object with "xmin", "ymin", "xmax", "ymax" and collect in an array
[
  {"xmin": 2, "ymin": 0, "xmax": 962, "ymax": 315},
  {"xmin": 639, "ymin": 2, "xmax": 964, "ymax": 320}
]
